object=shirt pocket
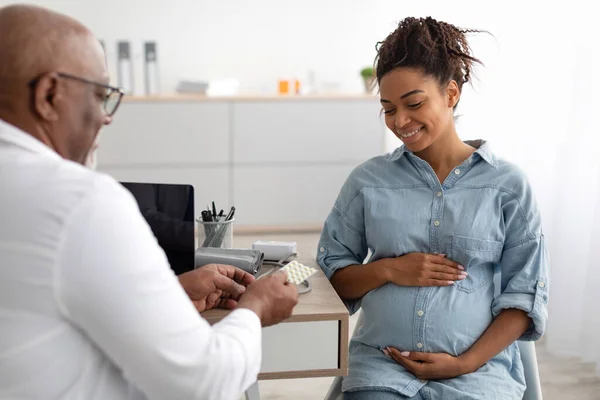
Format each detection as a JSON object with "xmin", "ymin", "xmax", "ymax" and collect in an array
[{"xmin": 449, "ymin": 235, "xmax": 503, "ymax": 294}]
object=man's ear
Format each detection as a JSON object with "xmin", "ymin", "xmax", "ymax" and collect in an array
[
  {"xmin": 446, "ymin": 80, "xmax": 461, "ymax": 109},
  {"xmin": 32, "ymin": 73, "xmax": 61, "ymax": 122}
]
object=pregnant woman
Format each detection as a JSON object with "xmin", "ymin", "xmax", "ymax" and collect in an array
[{"xmin": 317, "ymin": 16, "xmax": 549, "ymax": 400}]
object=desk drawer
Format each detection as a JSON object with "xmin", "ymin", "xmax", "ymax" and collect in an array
[{"xmin": 260, "ymin": 320, "xmax": 339, "ymax": 374}]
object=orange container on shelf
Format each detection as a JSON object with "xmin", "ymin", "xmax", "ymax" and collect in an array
[{"xmin": 278, "ymin": 80, "xmax": 290, "ymax": 95}]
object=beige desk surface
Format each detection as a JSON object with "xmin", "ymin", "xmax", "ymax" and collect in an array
[
  {"xmin": 200, "ymin": 250, "xmax": 350, "ymax": 380},
  {"xmin": 201, "ymin": 257, "xmax": 348, "ymax": 324}
]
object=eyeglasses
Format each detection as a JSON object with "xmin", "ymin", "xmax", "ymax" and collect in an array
[{"xmin": 28, "ymin": 72, "xmax": 125, "ymax": 117}]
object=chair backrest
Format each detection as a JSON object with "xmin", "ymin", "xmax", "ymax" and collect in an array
[{"xmin": 518, "ymin": 340, "xmax": 543, "ymax": 400}]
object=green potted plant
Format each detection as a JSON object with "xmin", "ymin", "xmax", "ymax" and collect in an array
[{"xmin": 360, "ymin": 66, "xmax": 376, "ymax": 93}]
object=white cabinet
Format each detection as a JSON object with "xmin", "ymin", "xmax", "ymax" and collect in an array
[
  {"xmin": 232, "ymin": 100, "xmax": 384, "ymax": 163},
  {"xmin": 97, "ymin": 96, "xmax": 386, "ymax": 231},
  {"xmin": 232, "ymin": 165, "xmax": 356, "ymax": 227},
  {"xmin": 99, "ymin": 102, "xmax": 230, "ymax": 165}
]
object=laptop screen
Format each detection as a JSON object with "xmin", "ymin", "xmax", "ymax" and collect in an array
[{"xmin": 120, "ymin": 182, "xmax": 195, "ymax": 275}]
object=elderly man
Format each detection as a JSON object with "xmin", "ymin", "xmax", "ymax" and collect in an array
[{"xmin": 0, "ymin": 4, "xmax": 298, "ymax": 400}]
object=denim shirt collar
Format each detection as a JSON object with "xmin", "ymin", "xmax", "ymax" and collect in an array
[{"xmin": 387, "ymin": 139, "xmax": 498, "ymax": 168}]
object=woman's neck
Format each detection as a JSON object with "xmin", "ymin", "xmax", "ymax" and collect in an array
[{"xmin": 414, "ymin": 130, "xmax": 475, "ymax": 182}]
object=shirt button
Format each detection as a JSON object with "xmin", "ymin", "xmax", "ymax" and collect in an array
[
  {"xmin": 416, "ymin": 343, "xmax": 423, "ymax": 349},
  {"xmin": 319, "ymin": 247, "xmax": 325, "ymax": 253},
  {"xmin": 539, "ymin": 282, "xmax": 545, "ymax": 288},
  {"xmin": 468, "ymin": 158, "xmax": 473, "ymax": 163},
  {"xmin": 433, "ymin": 220, "xmax": 440, "ymax": 227},
  {"xmin": 455, "ymin": 169, "xmax": 461, "ymax": 175},
  {"xmin": 417, "ymin": 310, "xmax": 424, "ymax": 317},
  {"xmin": 436, "ymin": 191, "xmax": 442, "ymax": 197}
]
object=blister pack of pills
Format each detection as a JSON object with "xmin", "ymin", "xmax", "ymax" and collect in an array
[{"xmin": 280, "ymin": 260, "xmax": 318, "ymax": 285}]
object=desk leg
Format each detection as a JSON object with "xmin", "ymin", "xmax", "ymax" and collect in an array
[{"xmin": 244, "ymin": 382, "xmax": 261, "ymax": 400}]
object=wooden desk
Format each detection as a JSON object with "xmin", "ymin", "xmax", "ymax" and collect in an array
[{"xmin": 201, "ymin": 257, "xmax": 349, "ymax": 381}]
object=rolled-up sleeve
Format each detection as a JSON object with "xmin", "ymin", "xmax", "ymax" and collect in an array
[
  {"xmin": 491, "ymin": 235, "xmax": 549, "ymax": 341},
  {"xmin": 317, "ymin": 181, "xmax": 368, "ymax": 314},
  {"xmin": 491, "ymin": 174, "xmax": 550, "ymax": 341}
]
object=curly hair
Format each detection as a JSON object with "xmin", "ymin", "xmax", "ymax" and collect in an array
[{"xmin": 374, "ymin": 17, "xmax": 486, "ymax": 98}]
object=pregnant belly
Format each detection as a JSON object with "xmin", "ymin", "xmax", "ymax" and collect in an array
[{"xmin": 355, "ymin": 283, "xmax": 494, "ymax": 356}]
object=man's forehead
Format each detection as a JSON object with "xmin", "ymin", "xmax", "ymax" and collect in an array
[
  {"xmin": 62, "ymin": 34, "xmax": 109, "ymax": 82},
  {"xmin": 87, "ymin": 37, "xmax": 110, "ymax": 82}
]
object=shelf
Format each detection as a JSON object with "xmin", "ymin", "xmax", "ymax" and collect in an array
[{"xmin": 123, "ymin": 93, "xmax": 379, "ymax": 102}]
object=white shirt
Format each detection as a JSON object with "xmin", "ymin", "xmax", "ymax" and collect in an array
[{"xmin": 0, "ymin": 119, "xmax": 262, "ymax": 400}]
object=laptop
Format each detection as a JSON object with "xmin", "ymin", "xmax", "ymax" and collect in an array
[{"xmin": 120, "ymin": 182, "xmax": 195, "ymax": 275}]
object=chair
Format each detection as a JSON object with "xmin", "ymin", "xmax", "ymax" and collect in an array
[{"xmin": 324, "ymin": 311, "xmax": 542, "ymax": 400}]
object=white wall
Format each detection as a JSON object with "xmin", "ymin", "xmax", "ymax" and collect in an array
[
  {"xmin": 1, "ymin": 0, "xmax": 576, "ymax": 227},
  {"xmin": 0, "ymin": 1, "xmax": 569, "ymax": 96}
]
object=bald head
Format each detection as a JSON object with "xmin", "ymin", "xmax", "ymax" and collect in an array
[
  {"xmin": 0, "ymin": 4, "xmax": 106, "ymax": 101},
  {"xmin": 0, "ymin": 4, "xmax": 111, "ymax": 165}
]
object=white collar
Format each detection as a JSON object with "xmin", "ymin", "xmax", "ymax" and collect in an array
[{"xmin": 0, "ymin": 118, "xmax": 62, "ymax": 160}]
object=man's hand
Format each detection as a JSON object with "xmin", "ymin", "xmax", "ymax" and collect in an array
[
  {"xmin": 178, "ymin": 264, "xmax": 255, "ymax": 312},
  {"xmin": 383, "ymin": 348, "xmax": 471, "ymax": 380},
  {"xmin": 237, "ymin": 271, "xmax": 299, "ymax": 327}
]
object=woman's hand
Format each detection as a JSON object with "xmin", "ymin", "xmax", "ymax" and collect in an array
[
  {"xmin": 383, "ymin": 347, "xmax": 473, "ymax": 380},
  {"xmin": 383, "ymin": 253, "xmax": 467, "ymax": 287}
]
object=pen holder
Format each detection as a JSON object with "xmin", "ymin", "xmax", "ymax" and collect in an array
[{"xmin": 196, "ymin": 218, "xmax": 234, "ymax": 249}]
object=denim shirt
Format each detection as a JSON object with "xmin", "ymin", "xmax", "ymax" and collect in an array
[{"xmin": 317, "ymin": 140, "xmax": 550, "ymax": 399}]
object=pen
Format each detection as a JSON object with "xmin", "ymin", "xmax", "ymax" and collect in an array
[
  {"xmin": 225, "ymin": 206, "xmax": 236, "ymax": 221},
  {"xmin": 217, "ymin": 209, "xmax": 224, "ymax": 222},
  {"xmin": 212, "ymin": 201, "xmax": 217, "ymax": 222}
]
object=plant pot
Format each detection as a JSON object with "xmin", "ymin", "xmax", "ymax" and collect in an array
[{"xmin": 362, "ymin": 76, "xmax": 376, "ymax": 93}]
